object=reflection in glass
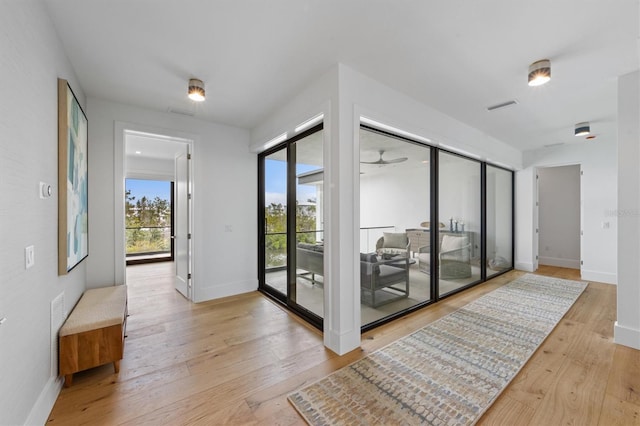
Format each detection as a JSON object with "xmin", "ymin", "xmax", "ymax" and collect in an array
[
  {"xmin": 486, "ymin": 165, "xmax": 513, "ymax": 278},
  {"xmin": 360, "ymin": 127, "xmax": 432, "ymax": 326},
  {"xmin": 438, "ymin": 152, "xmax": 481, "ymax": 296},
  {"xmin": 294, "ymin": 131, "xmax": 324, "ymax": 317}
]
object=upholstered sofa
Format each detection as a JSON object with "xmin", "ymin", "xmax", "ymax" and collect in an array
[
  {"xmin": 297, "ymin": 243, "xmax": 410, "ymax": 307},
  {"xmin": 296, "ymin": 243, "xmax": 324, "ymax": 284}
]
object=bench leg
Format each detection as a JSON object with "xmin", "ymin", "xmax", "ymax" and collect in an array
[
  {"xmin": 64, "ymin": 374, "xmax": 73, "ymax": 387},
  {"xmin": 113, "ymin": 360, "xmax": 120, "ymax": 374}
]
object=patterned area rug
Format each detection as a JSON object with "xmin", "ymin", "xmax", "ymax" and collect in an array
[{"xmin": 288, "ymin": 273, "xmax": 587, "ymax": 425}]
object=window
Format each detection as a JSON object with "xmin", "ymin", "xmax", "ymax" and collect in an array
[{"xmin": 125, "ymin": 179, "xmax": 173, "ymax": 264}]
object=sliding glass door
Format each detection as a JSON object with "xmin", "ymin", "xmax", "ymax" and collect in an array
[
  {"xmin": 359, "ymin": 127, "xmax": 433, "ymax": 326},
  {"xmin": 259, "ymin": 125, "xmax": 324, "ymax": 327}
]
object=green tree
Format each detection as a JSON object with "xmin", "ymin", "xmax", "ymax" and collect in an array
[
  {"xmin": 125, "ymin": 187, "xmax": 172, "ymax": 254},
  {"xmin": 264, "ymin": 201, "xmax": 320, "ymax": 267}
]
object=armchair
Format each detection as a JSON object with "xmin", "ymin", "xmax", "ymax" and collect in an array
[
  {"xmin": 360, "ymin": 253, "xmax": 410, "ymax": 307},
  {"xmin": 375, "ymin": 232, "xmax": 410, "ymax": 259},
  {"xmin": 418, "ymin": 234, "xmax": 471, "ymax": 279}
]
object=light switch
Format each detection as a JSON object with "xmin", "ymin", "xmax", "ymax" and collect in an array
[{"xmin": 25, "ymin": 245, "xmax": 35, "ymax": 269}]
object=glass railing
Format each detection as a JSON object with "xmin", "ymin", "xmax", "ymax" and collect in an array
[
  {"xmin": 265, "ymin": 227, "xmax": 396, "ymax": 270},
  {"xmin": 125, "ymin": 226, "xmax": 171, "ymax": 256},
  {"xmin": 265, "ymin": 231, "xmax": 287, "ymax": 269},
  {"xmin": 265, "ymin": 229, "xmax": 324, "ymax": 270},
  {"xmin": 360, "ymin": 226, "xmax": 395, "ymax": 254}
]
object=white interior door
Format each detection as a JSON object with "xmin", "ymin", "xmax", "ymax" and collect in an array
[{"xmin": 174, "ymin": 148, "xmax": 191, "ymax": 299}]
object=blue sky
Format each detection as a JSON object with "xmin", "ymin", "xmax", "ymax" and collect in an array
[
  {"xmin": 125, "ymin": 161, "xmax": 319, "ymax": 206},
  {"xmin": 126, "ymin": 179, "xmax": 171, "ymax": 202},
  {"xmin": 265, "ymin": 159, "xmax": 319, "ymax": 205}
]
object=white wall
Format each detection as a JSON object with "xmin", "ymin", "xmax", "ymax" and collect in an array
[
  {"xmin": 86, "ymin": 98, "xmax": 257, "ymax": 302},
  {"xmin": 538, "ymin": 165, "xmax": 581, "ymax": 269},
  {"xmin": 360, "ymin": 166, "xmax": 430, "ymax": 243},
  {"xmin": 0, "ymin": 1, "xmax": 87, "ymax": 424},
  {"xmin": 615, "ymin": 70, "xmax": 640, "ymax": 349},
  {"xmin": 519, "ymin": 139, "xmax": 618, "ymax": 284}
]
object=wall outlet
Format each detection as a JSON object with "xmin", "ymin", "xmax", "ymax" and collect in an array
[{"xmin": 25, "ymin": 245, "xmax": 35, "ymax": 269}]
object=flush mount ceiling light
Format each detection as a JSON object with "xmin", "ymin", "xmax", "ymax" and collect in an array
[
  {"xmin": 188, "ymin": 78, "xmax": 205, "ymax": 102},
  {"xmin": 575, "ymin": 122, "xmax": 590, "ymax": 137},
  {"xmin": 528, "ymin": 59, "xmax": 551, "ymax": 87}
]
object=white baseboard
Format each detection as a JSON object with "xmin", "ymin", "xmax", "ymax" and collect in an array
[
  {"xmin": 614, "ymin": 321, "xmax": 640, "ymax": 350},
  {"xmin": 194, "ymin": 278, "xmax": 258, "ymax": 303},
  {"xmin": 539, "ymin": 256, "xmax": 580, "ymax": 269},
  {"xmin": 581, "ymin": 270, "xmax": 617, "ymax": 285},
  {"xmin": 515, "ymin": 261, "xmax": 535, "ymax": 272},
  {"xmin": 25, "ymin": 375, "xmax": 63, "ymax": 426},
  {"xmin": 324, "ymin": 328, "xmax": 360, "ymax": 356}
]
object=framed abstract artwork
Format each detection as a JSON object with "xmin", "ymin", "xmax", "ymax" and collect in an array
[{"xmin": 58, "ymin": 78, "xmax": 88, "ymax": 275}]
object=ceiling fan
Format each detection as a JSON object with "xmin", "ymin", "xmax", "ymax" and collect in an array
[{"xmin": 360, "ymin": 150, "xmax": 408, "ymax": 165}]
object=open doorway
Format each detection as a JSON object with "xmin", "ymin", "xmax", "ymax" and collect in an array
[
  {"xmin": 537, "ymin": 165, "xmax": 581, "ymax": 271},
  {"xmin": 120, "ymin": 128, "xmax": 194, "ymax": 300}
]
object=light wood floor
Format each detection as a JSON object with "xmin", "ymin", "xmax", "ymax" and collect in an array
[{"xmin": 47, "ymin": 264, "xmax": 640, "ymax": 425}]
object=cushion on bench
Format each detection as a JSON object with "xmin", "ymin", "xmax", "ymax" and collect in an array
[{"xmin": 59, "ymin": 285, "xmax": 127, "ymax": 336}]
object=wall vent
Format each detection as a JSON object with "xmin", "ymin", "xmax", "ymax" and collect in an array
[
  {"xmin": 486, "ymin": 100, "xmax": 518, "ymax": 111},
  {"xmin": 51, "ymin": 293, "xmax": 65, "ymax": 377}
]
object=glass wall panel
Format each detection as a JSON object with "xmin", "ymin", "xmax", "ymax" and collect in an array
[
  {"xmin": 261, "ymin": 122, "xmax": 513, "ymax": 332},
  {"xmin": 263, "ymin": 148, "xmax": 288, "ymax": 296},
  {"xmin": 438, "ymin": 152, "xmax": 481, "ymax": 296},
  {"xmin": 486, "ymin": 165, "xmax": 513, "ymax": 278},
  {"xmin": 293, "ymin": 130, "xmax": 324, "ymax": 317},
  {"xmin": 360, "ymin": 128, "xmax": 432, "ymax": 326}
]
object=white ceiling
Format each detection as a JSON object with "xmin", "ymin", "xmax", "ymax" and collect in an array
[
  {"xmin": 125, "ymin": 133, "xmax": 187, "ymax": 161},
  {"xmin": 43, "ymin": 0, "xmax": 639, "ymax": 152}
]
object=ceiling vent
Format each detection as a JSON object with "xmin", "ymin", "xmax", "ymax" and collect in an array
[
  {"xmin": 486, "ymin": 100, "xmax": 518, "ymax": 111},
  {"xmin": 167, "ymin": 107, "xmax": 195, "ymax": 116}
]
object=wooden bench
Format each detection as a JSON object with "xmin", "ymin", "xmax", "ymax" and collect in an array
[{"xmin": 59, "ymin": 285, "xmax": 127, "ymax": 387}]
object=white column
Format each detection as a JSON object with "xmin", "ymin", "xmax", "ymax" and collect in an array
[
  {"xmin": 322, "ymin": 67, "xmax": 361, "ymax": 355},
  {"xmin": 615, "ymin": 70, "xmax": 640, "ymax": 350},
  {"xmin": 514, "ymin": 168, "xmax": 536, "ymax": 272}
]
